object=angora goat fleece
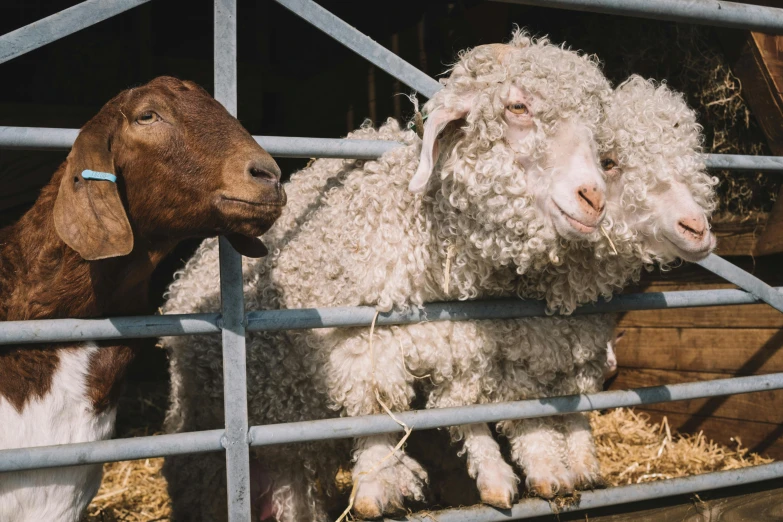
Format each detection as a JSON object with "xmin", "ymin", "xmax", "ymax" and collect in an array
[
  {"xmin": 478, "ymin": 74, "xmax": 718, "ymax": 504},
  {"xmin": 160, "ymin": 38, "xmax": 715, "ymax": 521}
]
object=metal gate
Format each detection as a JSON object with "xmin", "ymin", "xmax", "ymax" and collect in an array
[{"xmin": 2, "ymin": 0, "xmax": 783, "ymax": 520}]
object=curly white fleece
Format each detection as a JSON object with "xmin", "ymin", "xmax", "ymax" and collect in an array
[
  {"xmin": 518, "ymin": 75, "xmax": 718, "ymax": 313},
  {"xmin": 160, "ymin": 41, "xmax": 714, "ymax": 521}
]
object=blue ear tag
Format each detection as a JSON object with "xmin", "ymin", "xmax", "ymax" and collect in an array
[{"xmin": 81, "ymin": 170, "xmax": 117, "ymax": 183}]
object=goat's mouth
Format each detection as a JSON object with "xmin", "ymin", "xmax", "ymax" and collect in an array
[
  {"xmin": 661, "ymin": 232, "xmax": 715, "ymax": 262},
  {"xmin": 215, "ymin": 194, "xmax": 284, "ymax": 243},
  {"xmin": 220, "ymin": 196, "xmax": 285, "ymax": 208},
  {"xmin": 552, "ymin": 200, "xmax": 598, "ymax": 235}
]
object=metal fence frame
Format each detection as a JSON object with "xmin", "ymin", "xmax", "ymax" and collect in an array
[{"xmin": 2, "ymin": 0, "xmax": 783, "ymax": 520}]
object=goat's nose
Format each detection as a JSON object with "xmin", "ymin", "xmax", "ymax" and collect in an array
[
  {"xmin": 576, "ymin": 184, "xmax": 605, "ymax": 216},
  {"xmin": 246, "ymin": 159, "xmax": 280, "ymax": 185},
  {"xmin": 677, "ymin": 217, "xmax": 706, "ymax": 240}
]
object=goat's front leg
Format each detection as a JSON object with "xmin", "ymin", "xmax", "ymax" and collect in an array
[
  {"xmin": 498, "ymin": 417, "xmax": 575, "ymax": 499},
  {"xmin": 323, "ymin": 327, "xmax": 427, "ymax": 519},
  {"xmin": 351, "ymin": 433, "xmax": 428, "ymax": 518},
  {"xmin": 450, "ymin": 423, "xmax": 518, "ymax": 508},
  {"xmin": 427, "ymin": 379, "xmax": 518, "ymax": 509},
  {"xmin": 560, "ymin": 413, "xmax": 604, "ymax": 491}
]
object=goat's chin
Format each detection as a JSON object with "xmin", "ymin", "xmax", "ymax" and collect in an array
[
  {"xmin": 214, "ymin": 197, "xmax": 284, "ymax": 236},
  {"xmin": 660, "ymin": 233, "xmax": 716, "ymax": 263}
]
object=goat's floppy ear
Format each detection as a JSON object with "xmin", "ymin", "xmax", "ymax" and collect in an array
[
  {"xmin": 409, "ymin": 98, "xmax": 473, "ymax": 194},
  {"xmin": 54, "ymin": 119, "xmax": 134, "ymax": 260}
]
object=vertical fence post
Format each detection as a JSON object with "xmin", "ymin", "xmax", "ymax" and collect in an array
[{"xmin": 215, "ymin": 0, "xmax": 251, "ymax": 520}]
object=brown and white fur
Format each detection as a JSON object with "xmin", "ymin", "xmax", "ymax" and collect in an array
[{"xmin": 0, "ymin": 76, "xmax": 285, "ymax": 522}]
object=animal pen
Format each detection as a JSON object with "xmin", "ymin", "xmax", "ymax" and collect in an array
[{"xmin": 2, "ymin": 0, "xmax": 783, "ymax": 520}]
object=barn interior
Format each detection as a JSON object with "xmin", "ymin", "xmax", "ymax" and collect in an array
[{"xmin": 3, "ymin": 1, "xmax": 783, "ymax": 519}]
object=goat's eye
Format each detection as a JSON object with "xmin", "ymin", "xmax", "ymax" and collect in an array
[
  {"xmin": 136, "ymin": 111, "xmax": 160, "ymax": 125},
  {"xmin": 601, "ymin": 158, "xmax": 617, "ymax": 171},
  {"xmin": 507, "ymin": 103, "xmax": 529, "ymax": 115}
]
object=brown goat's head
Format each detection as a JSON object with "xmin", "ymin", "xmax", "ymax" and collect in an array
[{"xmin": 53, "ymin": 76, "xmax": 285, "ymax": 260}]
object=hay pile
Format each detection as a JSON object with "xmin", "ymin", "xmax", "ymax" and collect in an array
[
  {"xmin": 81, "ymin": 407, "xmax": 770, "ymax": 521},
  {"xmin": 590, "ymin": 409, "xmax": 772, "ymax": 487},
  {"xmin": 83, "ymin": 380, "xmax": 172, "ymax": 522},
  {"xmin": 83, "ymin": 457, "xmax": 170, "ymax": 522}
]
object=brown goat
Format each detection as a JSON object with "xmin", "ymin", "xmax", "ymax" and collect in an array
[{"xmin": 0, "ymin": 76, "xmax": 285, "ymax": 522}]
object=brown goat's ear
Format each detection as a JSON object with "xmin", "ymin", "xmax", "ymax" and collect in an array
[
  {"xmin": 409, "ymin": 95, "xmax": 474, "ymax": 194},
  {"xmin": 54, "ymin": 123, "xmax": 133, "ymax": 260}
]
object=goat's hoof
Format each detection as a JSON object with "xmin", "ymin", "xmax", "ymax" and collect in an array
[
  {"xmin": 476, "ymin": 460, "xmax": 518, "ymax": 509},
  {"xmin": 353, "ymin": 496, "xmax": 407, "ymax": 519},
  {"xmin": 479, "ymin": 487, "xmax": 516, "ymax": 509},
  {"xmin": 353, "ymin": 497, "xmax": 383, "ymax": 519},
  {"xmin": 351, "ymin": 448, "xmax": 428, "ymax": 518},
  {"xmin": 526, "ymin": 473, "xmax": 575, "ymax": 499},
  {"xmin": 574, "ymin": 471, "xmax": 606, "ymax": 491}
]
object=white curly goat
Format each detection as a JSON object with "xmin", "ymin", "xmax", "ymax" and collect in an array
[
  {"xmin": 482, "ymin": 74, "xmax": 718, "ymax": 502},
  {"xmin": 162, "ymin": 32, "xmax": 618, "ymax": 521}
]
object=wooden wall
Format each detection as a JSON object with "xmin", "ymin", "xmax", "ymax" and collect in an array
[{"xmin": 608, "ymin": 255, "xmax": 783, "ymax": 459}]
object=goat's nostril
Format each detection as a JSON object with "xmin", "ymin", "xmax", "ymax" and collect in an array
[
  {"xmin": 678, "ymin": 218, "xmax": 706, "ymax": 239},
  {"xmin": 577, "ymin": 186, "xmax": 604, "ymax": 214},
  {"xmin": 249, "ymin": 167, "xmax": 277, "ymax": 183}
]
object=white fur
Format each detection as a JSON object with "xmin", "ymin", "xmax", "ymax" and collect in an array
[
  {"xmin": 0, "ymin": 344, "xmax": 115, "ymax": 522},
  {"xmin": 161, "ymin": 47, "xmax": 718, "ymax": 520}
]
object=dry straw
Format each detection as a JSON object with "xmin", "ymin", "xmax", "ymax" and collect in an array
[{"xmin": 83, "ymin": 407, "xmax": 771, "ymax": 521}]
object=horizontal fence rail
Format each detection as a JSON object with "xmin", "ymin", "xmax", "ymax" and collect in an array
[
  {"xmin": 1, "ymin": 287, "xmax": 780, "ymax": 346},
  {"xmin": 494, "ymin": 0, "xmax": 783, "ymax": 34},
  {"xmin": 391, "ymin": 461, "xmax": 783, "ymax": 521},
  {"xmin": 1, "ymin": 372, "xmax": 781, "ymax": 473},
  {"xmin": 2, "ymin": 126, "xmax": 783, "ymax": 170}
]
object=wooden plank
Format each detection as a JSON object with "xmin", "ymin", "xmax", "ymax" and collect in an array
[
  {"xmin": 609, "ymin": 368, "xmax": 783, "ymax": 424},
  {"xmin": 712, "ymin": 215, "xmax": 767, "ymax": 257},
  {"xmin": 613, "ymin": 328, "xmax": 783, "ymax": 373},
  {"xmin": 731, "ymin": 33, "xmax": 783, "ymax": 157},
  {"xmin": 618, "ymin": 304, "xmax": 783, "ymax": 328},
  {"xmin": 726, "ymin": 32, "xmax": 783, "ymax": 256},
  {"xmin": 557, "ymin": 479, "xmax": 783, "ymax": 521}
]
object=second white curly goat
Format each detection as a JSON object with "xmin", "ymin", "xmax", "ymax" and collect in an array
[{"xmin": 480, "ymin": 75, "xmax": 718, "ymax": 502}]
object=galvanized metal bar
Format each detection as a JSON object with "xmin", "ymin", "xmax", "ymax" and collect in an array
[
  {"xmin": 254, "ymin": 135, "xmax": 402, "ymax": 159},
  {"xmin": 273, "ymin": 0, "xmax": 442, "ymax": 98},
  {"xmin": 2, "ymin": 372, "xmax": 782, "ymax": 473},
  {"xmin": 1, "ymin": 287, "xmax": 781, "ymax": 346},
  {"xmin": 0, "ymin": 313, "xmax": 220, "ymax": 345},
  {"xmin": 0, "ymin": 430, "xmax": 225, "ymax": 473},
  {"xmin": 218, "ymin": 237, "xmax": 252, "ymax": 522},
  {"xmin": 214, "ymin": 0, "xmax": 238, "ymax": 116},
  {"xmin": 4, "ymin": 126, "xmax": 783, "ymax": 171},
  {"xmin": 247, "ymin": 372, "xmax": 783, "ymax": 446},
  {"xmin": 696, "ymin": 254, "xmax": 783, "ymax": 313},
  {"xmin": 0, "ymin": 127, "xmax": 79, "ymax": 150},
  {"xmin": 215, "ymin": 0, "xmax": 251, "ymax": 519},
  {"xmin": 493, "ymin": 0, "xmax": 783, "ymax": 34},
  {"xmin": 0, "ymin": 126, "xmax": 406, "ymax": 158},
  {"xmin": 0, "ymin": 0, "xmax": 152, "ymax": 64},
  {"xmin": 391, "ymin": 461, "xmax": 783, "ymax": 521},
  {"xmin": 705, "ymin": 153, "xmax": 783, "ymax": 171}
]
